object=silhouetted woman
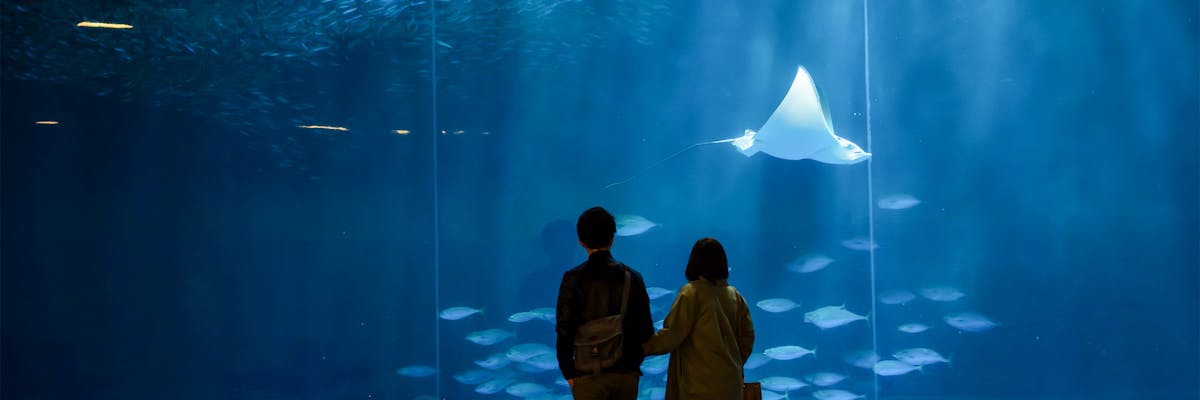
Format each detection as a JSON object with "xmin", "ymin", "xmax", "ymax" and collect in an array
[{"xmin": 642, "ymin": 237, "xmax": 755, "ymax": 400}]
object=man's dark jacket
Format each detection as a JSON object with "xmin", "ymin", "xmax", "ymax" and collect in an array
[{"xmin": 555, "ymin": 250, "xmax": 654, "ymax": 380}]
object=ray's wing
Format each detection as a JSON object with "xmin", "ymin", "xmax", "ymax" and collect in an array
[{"xmin": 747, "ymin": 66, "xmax": 839, "ymax": 160}]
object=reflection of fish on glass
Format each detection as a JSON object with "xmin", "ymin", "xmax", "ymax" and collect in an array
[
  {"xmin": 877, "ymin": 193, "xmax": 921, "ymax": 210},
  {"xmin": 606, "ymin": 65, "xmax": 871, "ymax": 189},
  {"xmin": 615, "ymin": 214, "xmax": 659, "ymax": 236},
  {"xmin": 786, "ymin": 253, "xmax": 835, "ymax": 273}
]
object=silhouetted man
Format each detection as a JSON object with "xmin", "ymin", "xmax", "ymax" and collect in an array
[{"xmin": 555, "ymin": 207, "xmax": 654, "ymax": 400}]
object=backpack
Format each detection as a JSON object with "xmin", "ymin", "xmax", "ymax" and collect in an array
[{"xmin": 573, "ymin": 270, "xmax": 630, "ymax": 374}]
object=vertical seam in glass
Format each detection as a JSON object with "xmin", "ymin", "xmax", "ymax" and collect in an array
[
  {"xmin": 863, "ymin": 0, "xmax": 879, "ymax": 398},
  {"xmin": 430, "ymin": 0, "xmax": 441, "ymax": 398}
]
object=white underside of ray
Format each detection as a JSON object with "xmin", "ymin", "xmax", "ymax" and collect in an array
[
  {"xmin": 732, "ymin": 66, "xmax": 870, "ymax": 165},
  {"xmin": 604, "ymin": 65, "xmax": 870, "ymax": 189}
]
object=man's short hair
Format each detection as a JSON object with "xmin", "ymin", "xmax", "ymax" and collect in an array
[
  {"xmin": 577, "ymin": 207, "xmax": 616, "ymax": 250},
  {"xmin": 685, "ymin": 237, "xmax": 730, "ymax": 281}
]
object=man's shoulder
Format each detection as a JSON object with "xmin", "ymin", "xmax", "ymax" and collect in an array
[
  {"xmin": 611, "ymin": 260, "xmax": 646, "ymax": 279},
  {"xmin": 563, "ymin": 260, "xmax": 591, "ymax": 274}
]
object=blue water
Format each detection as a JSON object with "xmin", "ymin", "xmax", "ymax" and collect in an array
[{"xmin": 2, "ymin": 1, "xmax": 1197, "ymax": 399}]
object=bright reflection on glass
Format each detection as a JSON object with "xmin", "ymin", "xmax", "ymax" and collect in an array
[
  {"xmin": 76, "ymin": 21, "xmax": 133, "ymax": 29},
  {"xmin": 297, "ymin": 125, "xmax": 348, "ymax": 132}
]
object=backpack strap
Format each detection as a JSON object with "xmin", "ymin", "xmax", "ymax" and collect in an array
[{"xmin": 619, "ymin": 270, "xmax": 631, "ymax": 317}]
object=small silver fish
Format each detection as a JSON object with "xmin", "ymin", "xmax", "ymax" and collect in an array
[
  {"xmin": 944, "ymin": 312, "xmax": 998, "ymax": 332},
  {"xmin": 762, "ymin": 390, "xmax": 789, "ymax": 400},
  {"xmin": 395, "ymin": 365, "xmax": 436, "ymax": 377},
  {"xmin": 508, "ymin": 311, "xmax": 541, "ymax": 323},
  {"xmin": 646, "ymin": 286, "xmax": 675, "ymax": 300},
  {"xmin": 521, "ymin": 353, "xmax": 558, "ymax": 371},
  {"xmin": 474, "ymin": 353, "xmax": 511, "ymax": 369},
  {"xmin": 763, "ymin": 345, "xmax": 816, "ymax": 360},
  {"xmin": 452, "ymin": 369, "xmax": 496, "ymax": 385},
  {"xmin": 474, "ymin": 378, "xmax": 514, "ymax": 394},
  {"xmin": 465, "ymin": 329, "xmax": 515, "ymax": 346},
  {"xmin": 505, "ymin": 343, "xmax": 553, "ymax": 362},
  {"xmin": 805, "ymin": 372, "xmax": 847, "ymax": 387},
  {"xmin": 759, "ymin": 376, "xmax": 808, "ymax": 392},
  {"xmin": 894, "ymin": 347, "xmax": 950, "ymax": 366},
  {"xmin": 505, "ymin": 382, "xmax": 550, "ymax": 397},
  {"xmin": 439, "ymin": 306, "xmax": 483, "ymax": 320},
  {"xmin": 756, "ymin": 298, "xmax": 800, "ymax": 313},
  {"xmin": 744, "ymin": 353, "xmax": 771, "ymax": 370},
  {"xmin": 813, "ymin": 389, "xmax": 866, "ymax": 400},
  {"xmin": 843, "ymin": 350, "xmax": 879, "ymax": 369},
  {"xmin": 897, "ymin": 323, "xmax": 931, "ymax": 333},
  {"xmin": 804, "ymin": 305, "xmax": 868, "ymax": 329},
  {"xmin": 920, "ymin": 286, "xmax": 966, "ymax": 302},
  {"xmin": 874, "ymin": 360, "xmax": 921, "ymax": 376}
]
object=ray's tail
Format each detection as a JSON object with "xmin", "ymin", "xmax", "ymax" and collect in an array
[{"xmin": 603, "ymin": 137, "xmax": 739, "ymax": 189}]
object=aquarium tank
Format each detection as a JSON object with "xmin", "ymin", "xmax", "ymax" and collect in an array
[{"xmin": 1, "ymin": 1, "xmax": 1197, "ymax": 399}]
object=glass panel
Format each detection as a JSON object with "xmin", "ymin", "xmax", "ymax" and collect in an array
[
  {"xmin": 4, "ymin": 1, "xmax": 1196, "ymax": 399},
  {"xmin": 1, "ymin": 1, "xmax": 436, "ymax": 398},
  {"xmin": 870, "ymin": 1, "xmax": 1199, "ymax": 399},
  {"xmin": 433, "ymin": 1, "xmax": 873, "ymax": 399}
]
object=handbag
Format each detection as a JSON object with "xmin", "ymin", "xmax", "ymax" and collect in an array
[
  {"xmin": 743, "ymin": 382, "xmax": 762, "ymax": 400},
  {"xmin": 573, "ymin": 270, "xmax": 631, "ymax": 373}
]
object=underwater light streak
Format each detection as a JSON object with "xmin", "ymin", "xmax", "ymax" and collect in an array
[
  {"xmin": 393, "ymin": 129, "xmax": 410, "ymax": 135},
  {"xmin": 864, "ymin": 0, "xmax": 879, "ymax": 398},
  {"xmin": 298, "ymin": 125, "xmax": 349, "ymax": 131},
  {"xmin": 35, "ymin": 121, "xmax": 60, "ymax": 125},
  {"xmin": 76, "ymin": 21, "xmax": 133, "ymax": 29}
]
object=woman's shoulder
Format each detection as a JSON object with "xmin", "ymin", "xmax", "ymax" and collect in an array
[{"xmin": 676, "ymin": 281, "xmax": 702, "ymax": 296}]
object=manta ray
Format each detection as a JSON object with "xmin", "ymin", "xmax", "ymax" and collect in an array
[{"xmin": 606, "ymin": 66, "xmax": 871, "ymax": 189}]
